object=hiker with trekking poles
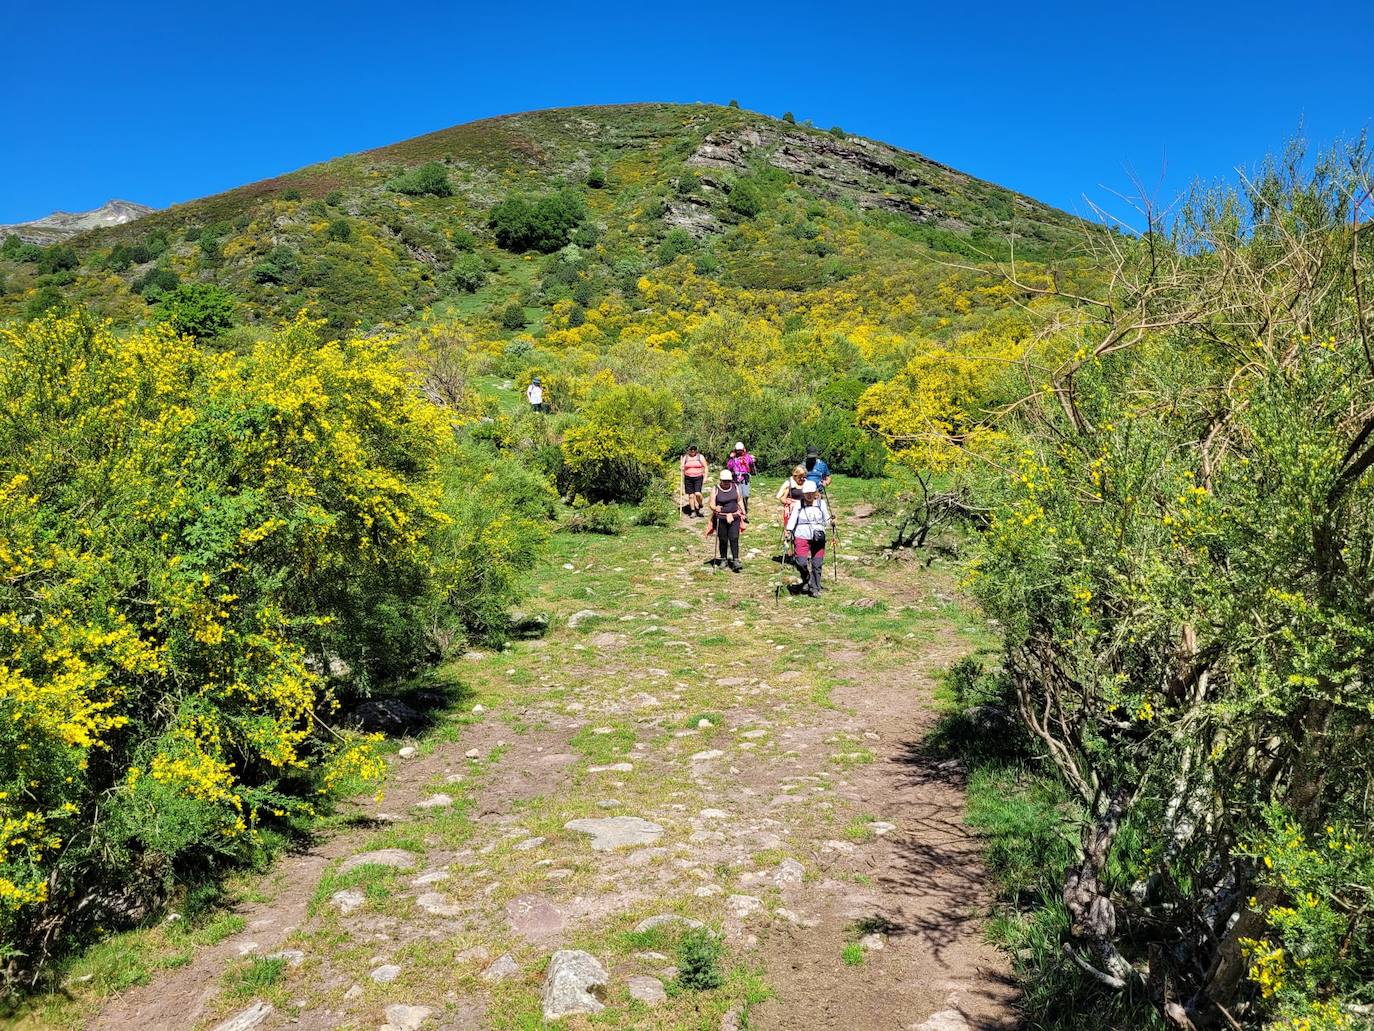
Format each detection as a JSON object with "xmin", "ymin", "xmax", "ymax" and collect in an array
[
  {"xmin": 726, "ymin": 442, "xmax": 756, "ymax": 513},
  {"xmin": 706, "ymin": 467, "xmax": 744, "ymax": 572},
  {"xmin": 785, "ymin": 480, "xmax": 831, "ymax": 597}
]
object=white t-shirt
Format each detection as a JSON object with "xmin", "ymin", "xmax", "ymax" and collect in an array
[
  {"xmin": 527, "ymin": 383, "xmax": 543, "ymax": 404},
  {"xmin": 786, "ymin": 500, "xmax": 831, "ymax": 540}
]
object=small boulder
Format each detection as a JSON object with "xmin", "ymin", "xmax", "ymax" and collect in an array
[
  {"xmin": 381, "ymin": 1004, "xmax": 433, "ymax": 1031},
  {"xmin": 349, "ymin": 697, "xmax": 424, "ymax": 736},
  {"xmin": 415, "ymin": 892, "xmax": 462, "ymax": 917},
  {"xmin": 211, "ymin": 1003, "xmax": 273, "ymax": 1031},
  {"xmin": 414, "ymin": 793, "xmax": 453, "ymax": 810},
  {"xmin": 567, "ymin": 609, "xmax": 601, "ymax": 629},
  {"xmin": 909, "ymin": 1012, "xmax": 970, "ymax": 1031},
  {"xmin": 340, "ymin": 849, "xmax": 417, "ymax": 874},
  {"xmin": 480, "ymin": 954, "xmax": 519, "ymax": 983},
  {"xmin": 564, "ymin": 816, "xmax": 664, "ymax": 851},
  {"xmin": 330, "ymin": 888, "xmax": 365, "ymax": 914},
  {"xmin": 371, "ymin": 963, "xmax": 401, "ymax": 983},
  {"xmin": 541, "ymin": 949, "xmax": 609, "ymax": 1020},
  {"xmin": 633, "ymin": 913, "xmax": 704, "ymax": 933}
]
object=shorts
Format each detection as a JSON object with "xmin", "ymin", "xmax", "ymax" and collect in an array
[
  {"xmin": 739, "ymin": 481, "xmax": 751, "ymax": 500},
  {"xmin": 683, "ymin": 475, "xmax": 704, "ymax": 494},
  {"xmin": 794, "ymin": 538, "xmax": 824, "ymax": 558}
]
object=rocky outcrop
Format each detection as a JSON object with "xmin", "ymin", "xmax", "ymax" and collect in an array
[
  {"xmin": 541, "ymin": 949, "xmax": 609, "ymax": 1020},
  {"xmin": 0, "ymin": 199, "xmax": 153, "ymax": 244}
]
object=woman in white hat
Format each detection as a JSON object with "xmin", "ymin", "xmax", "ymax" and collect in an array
[
  {"xmin": 784, "ymin": 480, "xmax": 830, "ymax": 596},
  {"xmin": 708, "ymin": 468, "xmax": 743, "ymax": 572}
]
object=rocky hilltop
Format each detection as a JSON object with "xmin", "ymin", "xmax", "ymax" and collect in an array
[{"xmin": 0, "ymin": 199, "xmax": 154, "ymax": 244}]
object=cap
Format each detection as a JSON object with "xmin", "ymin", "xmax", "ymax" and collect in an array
[
  {"xmin": 802, "ymin": 481, "xmax": 819, "ymax": 494},
  {"xmin": 532, "ymin": 376, "xmax": 541, "ymax": 384},
  {"xmin": 687, "ymin": 444, "xmax": 698, "ymax": 451},
  {"xmin": 719, "ymin": 469, "xmax": 733, "ymax": 481},
  {"xmin": 806, "ymin": 445, "xmax": 819, "ymax": 457},
  {"xmin": 734, "ymin": 441, "xmax": 745, "ymax": 451}
]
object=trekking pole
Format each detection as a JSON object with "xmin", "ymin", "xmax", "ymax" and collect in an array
[{"xmin": 820, "ymin": 483, "xmax": 840, "ymax": 583}]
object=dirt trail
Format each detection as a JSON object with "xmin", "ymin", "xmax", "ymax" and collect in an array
[{"xmin": 85, "ymin": 493, "xmax": 1016, "ymax": 1031}]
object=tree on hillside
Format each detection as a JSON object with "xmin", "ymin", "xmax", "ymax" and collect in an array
[
  {"xmin": 387, "ymin": 162, "xmax": 454, "ymax": 197},
  {"xmin": 155, "ymin": 281, "xmax": 237, "ymax": 340},
  {"xmin": 488, "ymin": 191, "xmax": 586, "ymax": 253}
]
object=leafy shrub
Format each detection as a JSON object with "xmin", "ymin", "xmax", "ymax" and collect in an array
[
  {"xmin": 324, "ymin": 190, "xmax": 344, "ymax": 206},
  {"xmin": 634, "ymin": 480, "xmax": 677, "ymax": 526},
  {"xmin": 585, "ymin": 166, "xmax": 607, "ymax": 189},
  {"xmin": 0, "ymin": 234, "xmax": 22, "ymax": 257},
  {"xmin": 133, "ymin": 265, "xmax": 180, "ymax": 299},
  {"xmin": 728, "ymin": 98, "xmax": 740, "ymax": 108},
  {"xmin": 0, "ymin": 311, "xmax": 461, "ymax": 970},
  {"xmin": 657, "ymin": 228, "xmax": 695, "ymax": 265},
  {"xmin": 676, "ymin": 928, "xmax": 724, "ymax": 990},
  {"xmin": 488, "ymin": 191, "xmax": 586, "ymax": 253},
  {"xmin": 251, "ymin": 245, "xmax": 301, "ymax": 285},
  {"xmin": 38, "ymin": 245, "xmax": 79, "ymax": 275},
  {"xmin": 564, "ymin": 501, "xmax": 624, "ymax": 535},
  {"xmin": 325, "ymin": 218, "xmax": 353, "ymax": 242},
  {"xmin": 727, "ymin": 178, "xmax": 765, "ymax": 218},
  {"xmin": 559, "ymin": 421, "xmax": 664, "ymax": 503},
  {"xmin": 830, "ymin": 126, "xmax": 846, "ymax": 138},
  {"xmin": 499, "ymin": 303, "xmax": 527, "ymax": 330},
  {"xmin": 782, "ymin": 111, "xmax": 796, "ymax": 124},
  {"xmin": 154, "ymin": 282, "xmax": 237, "ymax": 339},
  {"xmin": 450, "ymin": 227, "xmax": 477, "ymax": 251},
  {"xmin": 24, "ymin": 285, "xmax": 65, "ymax": 318},
  {"xmin": 449, "ymin": 253, "xmax": 487, "ymax": 293},
  {"xmin": 280, "ymin": 187, "xmax": 301, "ymax": 201},
  {"xmin": 387, "ymin": 162, "xmax": 454, "ymax": 197}
]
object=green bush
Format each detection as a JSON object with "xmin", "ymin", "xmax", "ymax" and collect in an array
[
  {"xmin": 488, "ymin": 191, "xmax": 586, "ymax": 253},
  {"xmin": 559, "ymin": 421, "xmax": 665, "ymax": 504},
  {"xmin": 499, "ymin": 302, "xmax": 527, "ymax": 330},
  {"xmin": 324, "ymin": 190, "xmax": 344, "ymax": 206},
  {"xmin": 133, "ymin": 265, "xmax": 180, "ymax": 299},
  {"xmin": 449, "ymin": 253, "xmax": 487, "ymax": 293},
  {"xmin": 280, "ymin": 187, "xmax": 301, "ymax": 201},
  {"xmin": 38, "ymin": 245, "xmax": 79, "ymax": 275},
  {"xmin": 586, "ymin": 167, "xmax": 607, "ymax": 189},
  {"xmin": 450, "ymin": 227, "xmax": 477, "ymax": 251},
  {"xmin": 564, "ymin": 501, "xmax": 624, "ymax": 535},
  {"xmin": 24, "ymin": 285, "xmax": 66, "ymax": 318},
  {"xmin": 325, "ymin": 218, "xmax": 353, "ymax": 242},
  {"xmin": 251, "ymin": 245, "xmax": 301, "ymax": 285},
  {"xmin": 658, "ymin": 228, "xmax": 695, "ymax": 265},
  {"xmin": 387, "ymin": 162, "xmax": 454, "ymax": 197},
  {"xmin": 634, "ymin": 480, "xmax": 677, "ymax": 526},
  {"xmin": 154, "ymin": 282, "xmax": 237, "ymax": 340},
  {"xmin": 676, "ymin": 928, "xmax": 724, "ymax": 990},
  {"xmin": 727, "ymin": 178, "xmax": 765, "ymax": 218}
]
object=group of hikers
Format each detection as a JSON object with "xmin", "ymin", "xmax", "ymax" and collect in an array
[{"xmin": 680, "ymin": 442, "xmax": 834, "ymax": 597}]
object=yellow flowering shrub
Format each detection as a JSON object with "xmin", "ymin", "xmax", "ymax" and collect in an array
[{"xmin": 0, "ymin": 310, "xmax": 456, "ymax": 964}]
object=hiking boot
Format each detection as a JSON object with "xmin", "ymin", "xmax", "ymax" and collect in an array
[{"xmin": 729, "ymin": 561, "xmax": 743, "ymax": 573}]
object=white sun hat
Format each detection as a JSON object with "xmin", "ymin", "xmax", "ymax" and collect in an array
[
  {"xmin": 734, "ymin": 441, "xmax": 745, "ymax": 451},
  {"xmin": 719, "ymin": 469, "xmax": 733, "ymax": 481},
  {"xmin": 801, "ymin": 481, "xmax": 819, "ymax": 494}
]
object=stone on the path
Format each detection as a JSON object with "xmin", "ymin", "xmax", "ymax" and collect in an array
[
  {"xmin": 597, "ymin": 798, "xmax": 622, "ymax": 809},
  {"xmin": 859, "ymin": 932, "xmax": 886, "ymax": 951},
  {"xmin": 564, "ymin": 816, "xmax": 664, "ymax": 851},
  {"xmin": 514, "ymin": 835, "xmax": 545, "ymax": 851},
  {"xmin": 480, "ymin": 954, "xmax": 519, "ymax": 983},
  {"xmin": 909, "ymin": 1011, "xmax": 970, "ymax": 1031},
  {"xmin": 343, "ymin": 984, "xmax": 363, "ymax": 1000},
  {"xmin": 852, "ymin": 503, "xmax": 877, "ymax": 519},
  {"xmin": 721, "ymin": 1007, "xmax": 744, "ymax": 1031},
  {"xmin": 471, "ymin": 703, "xmax": 486, "ymax": 714},
  {"xmin": 455, "ymin": 946, "xmax": 490, "ymax": 965},
  {"xmin": 695, "ymin": 884, "xmax": 723, "ymax": 897},
  {"xmin": 699, "ymin": 808, "xmax": 728, "ymax": 819},
  {"xmin": 266, "ymin": 949, "xmax": 304, "ymax": 967},
  {"xmin": 634, "ymin": 913, "xmax": 704, "ymax": 933},
  {"xmin": 412, "ymin": 869, "xmax": 450, "ymax": 885},
  {"xmin": 740, "ymin": 729, "xmax": 768, "ymax": 739},
  {"xmin": 773, "ymin": 858, "xmax": 805, "ymax": 887},
  {"xmin": 397, "ymin": 746, "xmax": 417, "ymax": 758},
  {"xmin": 868, "ymin": 820, "xmax": 897, "ymax": 836},
  {"xmin": 627, "ymin": 975, "xmax": 667, "ymax": 1007},
  {"xmin": 775, "ymin": 907, "xmax": 819, "ymax": 928},
  {"xmin": 505, "ymin": 894, "xmax": 567, "ymax": 942},
  {"xmin": 330, "ymin": 888, "xmax": 365, "ymax": 914},
  {"xmin": 690, "ymin": 749, "xmax": 724, "ymax": 762},
  {"xmin": 541, "ymin": 949, "xmax": 609, "ymax": 1020},
  {"xmin": 414, "ymin": 793, "xmax": 453, "ymax": 809},
  {"xmin": 444, "ymin": 772, "xmax": 465, "ymax": 784},
  {"xmin": 371, "ymin": 963, "xmax": 402, "ymax": 983},
  {"xmin": 726, "ymin": 894, "xmax": 763, "ymax": 919},
  {"xmin": 588, "ymin": 762, "xmax": 633, "ymax": 773},
  {"xmin": 568, "ymin": 609, "xmax": 600, "ymax": 628},
  {"xmin": 381, "ymin": 1004, "xmax": 433, "ymax": 1031},
  {"xmin": 211, "ymin": 1002, "xmax": 273, "ymax": 1031},
  {"xmin": 416, "ymin": 892, "xmax": 462, "ymax": 917},
  {"xmin": 464, "ymin": 748, "xmax": 481, "ymax": 759},
  {"xmin": 340, "ymin": 848, "xmax": 417, "ymax": 874},
  {"xmin": 696, "ymin": 718, "xmax": 713, "ymax": 729}
]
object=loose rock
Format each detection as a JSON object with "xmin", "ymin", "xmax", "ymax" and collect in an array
[
  {"xmin": 480, "ymin": 954, "xmax": 519, "ymax": 983},
  {"xmin": 381, "ymin": 1004, "xmax": 433, "ymax": 1031},
  {"xmin": 634, "ymin": 913, "xmax": 704, "ymax": 933},
  {"xmin": 371, "ymin": 963, "xmax": 401, "ymax": 983},
  {"xmin": 626, "ymin": 975, "xmax": 667, "ymax": 1007},
  {"xmin": 339, "ymin": 849, "xmax": 417, "ymax": 874},
  {"xmin": 330, "ymin": 888, "xmax": 365, "ymax": 914},
  {"xmin": 910, "ymin": 1012, "xmax": 971, "ymax": 1031},
  {"xmin": 416, "ymin": 892, "xmax": 462, "ymax": 917},
  {"xmin": 541, "ymin": 949, "xmax": 609, "ymax": 1020},
  {"xmin": 505, "ymin": 894, "xmax": 567, "ymax": 942},
  {"xmin": 413, "ymin": 793, "xmax": 452, "ymax": 809},
  {"xmin": 211, "ymin": 1003, "xmax": 273, "ymax": 1031}
]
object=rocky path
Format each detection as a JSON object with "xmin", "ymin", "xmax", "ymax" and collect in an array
[{"xmin": 87, "ymin": 489, "xmax": 1017, "ymax": 1031}]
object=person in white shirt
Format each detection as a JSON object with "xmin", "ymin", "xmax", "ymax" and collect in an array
[
  {"xmin": 526, "ymin": 376, "xmax": 544, "ymax": 413},
  {"xmin": 784, "ymin": 480, "xmax": 831, "ymax": 596}
]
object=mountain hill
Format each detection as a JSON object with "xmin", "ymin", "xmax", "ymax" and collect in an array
[
  {"xmin": 0, "ymin": 104, "xmax": 1091, "ymax": 332},
  {"xmin": 0, "ymin": 199, "xmax": 153, "ymax": 244}
]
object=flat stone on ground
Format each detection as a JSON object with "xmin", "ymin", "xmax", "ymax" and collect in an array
[
  {"xmin": 371, "ymin": 963, "xmax": 401, "ymax": 983},
  {"xmin": 339, "ymin": 848, "xmax": 417, "ymax": 874},
  {"xmin": 480, "ymin": 954, "xmax": 519, "ymax": 983},
  {"xmin": 564, "ymin": 816, "xmax": 664, "ymax": 851},
  {"xmin": 381, "ymin": 1004, "xmax": 433, "ymax": 1031},
  {"xmin": 330, "ymin": 888, "xmax": 364, "ymax": 914},
  {"xmin": 505, "ymin": 894, "xmax": 567, "ymax": 942},
  {"xmin": 626, "ymin": 975, "xmax": 667, "ymax": 1007},
  {"xmin": 910, "ymin": 1011, "xmax": 971, "ymax": 1031},
  {"xmin": 634, "ymin": 913, "xmax": 704, "ymax": 933},
  {"xmin": 416, "ymin": 892, "xmax": 463, "ymax": 917}
]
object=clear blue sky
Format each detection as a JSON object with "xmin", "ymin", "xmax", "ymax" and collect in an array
[{"xmin": 3, "ymin": 0, "xmax": 1371, "ymax": 226}]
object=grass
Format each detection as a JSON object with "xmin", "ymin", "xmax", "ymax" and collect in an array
[
  {"xmin": 224, "ymin": 956, "xmax": 286, "ymax": 999},
  {"xmin": 840, "ymin": 942, "xmax": 864, "ymax": 967}
]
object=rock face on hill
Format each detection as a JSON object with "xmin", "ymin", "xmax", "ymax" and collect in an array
[{"xmin": 0, "ymin": 199, "xmax": 154, "ymax": 243}]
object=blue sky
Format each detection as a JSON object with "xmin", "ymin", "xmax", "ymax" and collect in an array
[{"xmin": 3, "ymin": 0, "xmax": 1371, "ymax": 226}]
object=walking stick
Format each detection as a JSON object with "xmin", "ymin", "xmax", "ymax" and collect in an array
[{"xmin": 819, "ymin": 483, "xmax": 840, "ymax": 583}]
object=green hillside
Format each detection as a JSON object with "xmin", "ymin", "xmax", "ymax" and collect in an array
[{"xmin": 0, "ymin": 103, "xmax": 1088, "ymax": 335}]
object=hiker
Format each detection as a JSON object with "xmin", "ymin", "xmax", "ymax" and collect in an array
[
  {"xmin": 785, "ymin": 480, "xmax": 831, "ymax": 596},
  {"xmin": 526, "ymin": 376, "xmax": 544, "ymax": 413},
  {"xmin": 776, "ymin": 464, "xmax": 807, "ymax": 525},
  {"xmin": 803, "ymin": 445, "xmax": 831, "ymax": 489},
  {"xmin": 708, "ymin": 468, "xmax": 744, "ymax": 572},
  {"xmin": 680, "ymin": 445, "xmax": 708, "ymax": 517},
  {"xmin": 726, "ymin": 441, "xmax": 756, "ymax": 513}
]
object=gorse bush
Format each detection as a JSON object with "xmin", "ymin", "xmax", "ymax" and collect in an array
[
  {"xmin": 154, "ymin": 281, "xmax": 237, "ymax": 339},
  {"xmin": 0, "ymin": 311, "xmax": 518, "ymax": 974}
]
